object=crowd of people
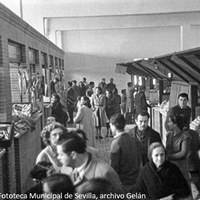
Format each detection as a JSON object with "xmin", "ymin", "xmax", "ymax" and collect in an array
[
  {"xmin": 51, "ymin": 77, "xmax": 151, "ymax": 141},
  {"xmin": 25, "ymin": 77, "xmax": 200, "ymax": 200}
]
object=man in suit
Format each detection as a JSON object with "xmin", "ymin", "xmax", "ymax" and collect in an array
[
  {"xmin": 165, "ymin": 92, "xmax": 191, "ymax": 132},
  {"xmin": 129, "ymin": 111, "xmax": 162, "ymax": 166}
]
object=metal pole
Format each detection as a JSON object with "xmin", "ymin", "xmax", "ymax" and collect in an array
[{"xmin": 20, "ymin": 0, "xmax": 23, "ymax": 19}]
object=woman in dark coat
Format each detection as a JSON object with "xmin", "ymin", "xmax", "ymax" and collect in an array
[
  {"xmin": 166, "ymin": 115, "xmax": 191, "ymax": 188},
  {"xmin": 133, "ymin": 142, "xmax": 191, "ymax": 200},
  {"xmin": 113, "ymin": 88, "xmax": 121, "ymax": 114},
  {"xmin": 51, "ymin": 93, "xmax": 68, "ymax": 126}
]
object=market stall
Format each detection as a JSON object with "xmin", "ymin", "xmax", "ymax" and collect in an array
[
  {"xmin": 0, "ymin": 4, "xmax": 65, "ymax": 193},
  {"xmin": 117, "ymin": 47, "xmax": 200, "ymax": 145},
  {"xmin": 116, "ymin": 58, "xmax": 171, "ymax": 135}
]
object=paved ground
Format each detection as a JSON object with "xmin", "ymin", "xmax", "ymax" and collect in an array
[
  {"xmin": 95, "ymin": 124, "xmax": 135, "ymax": 163},
  {"xmin": 68, "ymin": 124, "xmax": 135, "ymax": 163}
]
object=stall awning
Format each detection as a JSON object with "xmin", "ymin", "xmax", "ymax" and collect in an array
[
  {"xmin": 116, "ymin": 59, "xmax": 170, "ymax": 80},
  {"xmin": 155, "ymin": 47, "xmax": 200, "ymax": 85},
  {"xmin": 117, "ymin": 46, "xmax": 200, "ymax": 85}
]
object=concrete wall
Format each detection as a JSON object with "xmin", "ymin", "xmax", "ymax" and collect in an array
[
  {"xmin": 46, "ymin": 11, "xmax": 200, "ymax": 91},
  {"xmin": 2, "ymin": 0, "xmax": 200, "ymax": 34},
  {"xmin": 61, "ymin": 25, "xmax": 180, "ymax": 90}
]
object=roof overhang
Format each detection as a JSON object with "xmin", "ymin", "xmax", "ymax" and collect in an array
[
  {"xmin": 116, "ymin": 59, "xmax": 170, "ymax": 80},
  {"xmin": 117, "ymin": 46, "xmax": 200, "ymax": 85},
  {"xmin": 155, "ymin": 47, "xmax": 200, "ymax": 85}
]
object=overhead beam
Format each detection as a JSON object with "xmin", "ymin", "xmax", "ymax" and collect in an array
[
  {"xmin": 120, "ymin": 63, "xmax": 148, "ymax": 77},
  {"xmin": 193, "ymin": 54, "xmax": 200, "ymax": 61},
  {"xmin": 157, "ymin": 59, "xmax": 189, "ymax": 83},
  {"xmin": 141, "ymin": 60, "xmax": 169, "ymax": 80},
  {"xmin": 131, "ymin": 63, "xmax": 151, "ymax": 77},
  {"xmin": 136, "ymin": 62, "xmax": 159, "ymax": 78},
  {"xmin": 168, "ymin": 58, "xmax": 200, "ymax": 84},
  {"xmin": 172, "ymin": 54, "xmax": 200, "ymax": 75}
]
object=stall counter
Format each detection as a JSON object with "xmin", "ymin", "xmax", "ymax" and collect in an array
[{"xmin": 152, "ymin": 106, "xmax": 168, "ymax": 146}]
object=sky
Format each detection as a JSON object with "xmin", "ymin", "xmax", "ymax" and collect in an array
[
  {"xmin": 0, "ymin": 0, "xmax": 21, "ymax": 16},
  {"xmin": 0, "ymin": 0, "xmax": 44, "ymax": 34}
]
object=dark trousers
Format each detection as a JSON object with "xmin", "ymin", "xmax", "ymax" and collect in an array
[
  {"xmin": 68, "ymin": 105, "xmax": 74, "ymax": 123},
  {"xmin": 190, "ymin": 171, "xmax": 200, "ymax": 192}
]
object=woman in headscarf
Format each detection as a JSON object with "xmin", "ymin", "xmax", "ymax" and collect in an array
[{"xmin": 133, "ymin": 142, "xmax": 191, "ymax": 200}]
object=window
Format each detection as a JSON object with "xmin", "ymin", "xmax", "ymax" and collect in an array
[
  {"xmin": 59, "ymin": 58, "xmax": 61, "ymax": 69},
  {"xmin": 29, "ymin": 48, "xmax": 38, "ymax": 64},
  {"xmin": 41, "ymin": 52, "xmax": 47, "ymax": 68},
  {"xmin": 55, "ymin": 57, "xmax": 58, "ymax": 68},
  {"xmin": 49, "ymin": 55, "xmax": 54, "ymax": 69},
  {"xmin": 62, "ymin": 59, "xmax": 64, "ymax": 70},
  {"xmin": 8, "ymin": 41, "xmax": 24, "ymax": 63}
]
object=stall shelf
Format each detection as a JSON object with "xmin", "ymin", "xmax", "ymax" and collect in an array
[{"xmin": 152, "ymin": 106, "xmax": 167, "ymax": 146}]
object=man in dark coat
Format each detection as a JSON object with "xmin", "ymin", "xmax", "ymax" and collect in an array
[
  {"xmin": 110, "ymin": 114, "xmax": 140, "ymax": 192},
  {"xmin": 165, "ymin": 92, "xmax": 191, "ymax": 132},
  {"xmin": 98, "ymin": 78, "xmax": 107, "ymax": 94},
  {"xmin": 129, "ymin": 111, "xmax": 162, "ymax": 166},
  {"xmin": 106, "ymin": 78, "xmax": 116, "ymax": 92},
  {"xmin": 134, "ymin": 85, "xmax": 151, "ymax": 115},
  {"xmin": 67, "ymin": 81, "xmax": 75, "ymax": 123}
]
